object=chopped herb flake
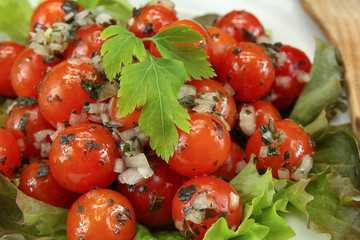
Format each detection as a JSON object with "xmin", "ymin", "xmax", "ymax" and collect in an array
[
  {"xmin": 177, "ymin": 184, "xmax": 197, "ymax": 203},
  {"xmin": 36, "ymin": 165, "xmax": 50, "ymax": 178},
  {"xmin": 60, "ymin": 133, "xmax": 76, "ymax": 145}
]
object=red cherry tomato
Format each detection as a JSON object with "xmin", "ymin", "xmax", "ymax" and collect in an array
[
  {"xmin": 187, "ymin": 78, "xmax": 237, "ymax": 130},
  {"xmin": 172, "ymin": 176, "xmax": 242, "ymax": 239},
  {"xmin": 18, "ymin": 159, "xmax": 80, "ymax": 208},
  {"xmin": 66, "ymin": 188, "xmax": 136, "ymax": 240},
  {"xmin": 127, "ymin": 3, "xmax": 178, "ymax": 48},
  {"xmin": 117, "ymin": 157, "xmax": 185, "ymax": 227},
  {"xmin": 0, "ymin": 128, "xmax": 21, "ymax": 178},
  {"xmin": 212, "ymin": 141, "xmax": 245, "ymax": 181},
  {"xmin": 11, "ymin": 48, "xmax": 58, "ymax": 98},
  {"xmin": 206, "ymin": 26, "xmax": 237, "ymax": 71},
  {"xmin": 149, "ymin": 19, "xmax": 213, "ymax": 62},
  {"xmin": 63, "ymin": 24, "xmax": 106, "ymax": 59},
  {"xmin": 267, "ymin": 44, "xmax": 312, "ymax": 111},
  {"xmin": 218, "ymin": 42, "xmax": 275, "ymax": 102},
  {"xmin": 0, "ymin": 41, "xmax": 26, "ymax": 97},
  {"xmin": 38, "ymin": 59, "xmax": 100, "ymax": 127},
  {"xmin": 245, "ymin": 119, "xmax": 314, "ymax": 180},
  {"xmin": 215, "ymin": 10, "xmax": 265, "ymax": 43},
  {"xmin": 49, "ymin": 123, "xmax": 119, "ymax": 193},
  {"xmin": 5, "ymin": 97, "xmax": 54, "ymax": 160},
  {"xmin": 30, "ymin": 0, "xmax": 83, "ymax": 31},
  {"xmin": 108, "ymin": 96, "xmax": 142, "ymax": 131},
  {"xmin": 168, "ymin": 112, "xmax": 231, "ymax": 178}
]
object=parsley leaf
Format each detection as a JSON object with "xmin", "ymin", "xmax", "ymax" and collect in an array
[
  {"xmin": 146, "ymin": 25, "xmax": 216, "ymax": 80},
  {"xmin": 101, "ymin": 24, "xmax": 215, "ymax": 160},
  {"xmin": 118, "ymin": 55, "xmax": 191, "ymax": 160},
  {"xmin": 101, "ymin": 25, "xmax": 147, "ymax": 80}
]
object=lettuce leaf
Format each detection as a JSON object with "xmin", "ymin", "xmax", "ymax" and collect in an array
[{"xmin": 0, "ymin": 175, "xmax": 68, "ymax": 240}]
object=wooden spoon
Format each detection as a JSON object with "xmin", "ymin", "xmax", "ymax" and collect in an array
[{"xmin": 298, "ymin": 0, "xmax": 360, "ymax": 140}]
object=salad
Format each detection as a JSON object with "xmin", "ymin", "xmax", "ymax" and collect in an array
[{"xmin": 0, "ymin": 0, "xmax": 359, "ymax": 240}]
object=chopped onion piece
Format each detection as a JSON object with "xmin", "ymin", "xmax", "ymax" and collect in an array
[
  {"xmin": 217, "ymin": 114, "xmax": 231, "ymax": 131},
  {"xmin": 98, "ymin": 82, "xmax": 119, "ymax": 102},
  {"xmin": 275, "ymin": 76, "xmax": 291, "ymax": 89},
  {"xmin": 40, "ymin": 142, "xmax": 51, "ymax": 158},
  {"xmin": 229, "ymin": 192, "xmax": 240, "ymax": 211},
  {"xmin": 137, "ymin": 166, "xmax": 154, "ymax": 179},
  {"xmin": 100, "ymin": 113, "xmax": 110, "ymax": 125},
  {"xmin": 127, "ymin": 17, "xmax": 134, "ymax": 27},
  {"xmin": 239, "ymin": 104, "xmax": 256, "ymax": 136},
  {"xmin": 119, "ymin": 126, "xmax": 143, "ymax": 141},
  {"xmin": 67, "ymin": 58, "xmax": 83, "ymax": 66},
  {"xmin": 262, "ymin": 130, "xmax": 274, "ymax": 144},
  {"xmin": 184, "ymin": 209, "xmax": 203, "ymax": 224},
  {"xmin": 259, "ymin": 145, "xmax": 269, "ymax": 157},
  {"xmin": 192, "ymin": 192, "xmax": 218, "ymax": 210},
  {"xmin": 88, "ymin": 103, "xmax": 108, "ymax": 114},
  {"xmin": 223, "ymin": 82, "xmax": 235, "ymax": 96},
  {"xmin": 198, "ymin": 92, "xmax": 219, "ymax": 101},
  {"xmin": 118, "ymin": 168, "xmax": 144, "ymax": 185},
  {"xmin": 278, "ymin": 169, "xmax": 290, "ymax": 180},
  {"xmin": 113, "ymin": 158, "xmax": 126, "ymax": 173},
  {"xmin": 177, "ymin": 84, "xmax": 196, "ymax": 99},
  {"xmin": 69, "ymin": 112, "xmax": 88, "ymax": 126},
  {"xmin": 87, "ymin": 114, "xmax": 102, "ymax": 123},
  {"xmin": 34, "ymin": 129, "xmax": 55, "ymax": 142},
  {"xmin": 193, "ymin": 98, "xmax": 215, "ymax": 113},
  {"xmin": 276, "ymin": 52, "xmax": 287, "ymax": 66},
  {"xmin": 17, "ymin": 139, "xmax": 26, "ymax": 152},
  {"xmin": 50, "ymin": 123, "xmax": 66, "ymax": 141},
  {"xmin": 296, "ymin": 70, "xmax": 311, "ymax": 83},
  {"xmin": 124, "ymin": 153, "xmax": 149, "ymax": 168},
  {"xmin": 292, "ymin": 154, "xmax": 313, "ymax": 181},
  {"xmin": 33, "ymin": 141, "xmax": 41, "ymax": 150},
  {"xmin": 95, "ymin": 13, "xmax": 113, "ymax": 25},
  {"xmin": 256, "ymin": 34, "xmax": 272, "ymax": 44},
  {"xmin": 235, "ymin": 160, "xmax": 247, "ymax": 173}
]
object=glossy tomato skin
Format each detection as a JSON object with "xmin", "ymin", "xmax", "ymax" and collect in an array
[
  {"xmin": 63, "ymin": 24, "xmax": 106, "ymax": 59},
  {"xmin": 0, "ymin": 129, "xmax": 21, "ymax": 178},
  {"xmin": 5, "ymin": 97, "xmax": 54, "ymax": 160},
  {"xmin": 218, "ymin": 42, "xmax": 275, "ymax": 102},
  {"xmin": 168, "ymin": 112, "xmax": 231, "ymax": 178},
  {"xmin": 206, "ymin": 26, "xmax": 237, "ymax": 71},
  {"xmin": 38, "ymin": 59, "xmax": 99, "ymax": 127},
  {"xmin": 187, "ymin": 78, "xmax": 237, "ymax": 130},
  {"xmin": 108, "ymin": 96, "xmax": 142, "ymax": 132},
  {"xmin": 215, "ymin": 10, "xmax": 265, "ymax": 43},
  {"xmin": 11, "ymin": 48, "xmax": 58, "ymax": 98},
  {"xmin": 49, "ymin": 123, "xmax": 119, "ymax": 193},
  {"xmin": 127, "ymin": 3, "xmax": 178, "ymax": 48},
  {"xmin": 0, "ymin": 41, "xmax": 26, "ymax": 97},
  {"xmin": 172, "ymin": 176, "xmax": 242, "ymax": 239},
  {"xmin": 245, "ymin": 119, "xmax": 314, "ymax": 180},
  {"xmin": 18, "ymin": 159, "xmax": 80, "ymax": 208},
  {"xmin": 212, "ymin": 141, "xmax": 245, "ymax": 181},
  {"xmin": 117, "ymin": 157, "xmax": 186, "ymax": 227},
  {"xmin": 30, "ymin": 0, "xmax": 83, "ymax": 31},
  {"xmin": 66, "ymin": 188, "xmax": 136, "ymax": 240},
  {"xmin": 268, "ymin": 44, "xmax": 312, "ymax": 111},
  {"xmin": 149, "ymin": 19, "xmax": 213, "ymax": 62}
]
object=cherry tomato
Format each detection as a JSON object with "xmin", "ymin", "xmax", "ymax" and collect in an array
[
  {"xmin": 267, "ymin": 43, "xmax": 312, "ymax": 111},
  {"xmin": 66, "ymin": 188, "xmax": 136, "ymax": 240},
  {"xmin": 238, "ymin": 100, "xmax": 282, "ymax": 136},
  {"xmin": 38, "ymin": 59, "xmax": 100, "ymax": 127},
  {"xmin": 0, "ymin": 41, "xmax": 26, "ymax": 97},
  {"xmin": 206, "ymin": 26, "xmax": 237, "ymax": 71},
  {"xmin": 63, "ymin": 24, "xmax": 106, "ymax": 59},
  {"xmin": 172, "ymin": 176, "xmax": 242, "ymax": 239},
  {"xmin": 187, "ymin": 78, "xmax": 237, "ymax": 130},
  {"xmin": 18, "ymin": 159, "xmax": 80, "ymax": 208},
  {"xmin": 117, "ymin": 157, "xmax": 185, "ymax": 227},
  {"xmin": 212, "ymin": 141, "xmax": 245, "ymax": 181},
  {"xmin": 0, "ymin": 128, "xmax": 21, "ymax": 178},
  {"xmin": 11, "ymin": 48, "xmax": 59, "ymax": 98},
  {"xmin": 218, "ymin": 42, "xmax": 275, "ymax": 102},
  {"xmin": 168, "ymin": 112, "xmax": 231, "ymax": 178},
  {"xmin": 245, "ymin": 119, "xmax": 314, "ymax": 180},
  {"xmin": 149, "ymin": 19, "xmax": 213, "ymax": 62},
  {"xmin": 215, "ymin": 10, "xmax": 265, "ymax": 43},
  {"xmin": 30, "ymin": 0, "xmax": 83, "ymax": 31},
  {"xmin": 108, "ymin": 96, "xmax": 142, "ymax": 131},
  {"xmin": 127, "ymin": 3, "xmax": 178, "ymax": 48},
  {"xmin": 49, "ymin": 123, "xmax": 119, "ymax": 193},
  {"xmin": 5, "ymin": 97, "xmax": 54, "ymax": 160}
]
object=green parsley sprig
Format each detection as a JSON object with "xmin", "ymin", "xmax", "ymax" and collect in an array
[{"xmin": 100, "ymin": 25, "xmax": 216, "ymax": 160}]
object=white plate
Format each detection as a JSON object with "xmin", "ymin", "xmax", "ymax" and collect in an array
[{"xmin": 130, "ymin": 0, "xmax": 340, "ymax": 239}]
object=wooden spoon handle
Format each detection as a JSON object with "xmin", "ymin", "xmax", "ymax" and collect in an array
[{"xmin": 298, "ymin": 0, "xmax": 360, "ymax": 139}]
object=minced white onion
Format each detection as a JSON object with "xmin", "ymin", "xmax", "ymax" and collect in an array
[
  {"xmin": 87, "ymin": 114, "xmax": 102, "ymax": 123},
  {"xmin": 69, "ymin": 112, "xmax": 88, "ymax": 126},
  {"xmin": 119, "ymin": 126, "xmax": 143, "ymax": 141},
  {"xmin": 184, "ymin": 209, "xmax": 204, "ymax": 224},
  {"xmin": 292, "ymin": 154, "xmax": 313, "ymax": 181},
  {"xmin": 218, "ymin": 114, "xmax": 231, "ymax": 131},
  {"xmin": 229, "ymin": 192, "xmax": 240, "ymax": 211},
  {"xmin": 259, "ymin": 145, "xmax": 269, "ymax": 158},
  {"xmin": 124, "ymin": 153, "xmax": 149, "ymax": 168},
  {"xmin": 113, "ymin": 158, "xmax": 127, "ymax": 173},
  {"xmin": 192, "ymin": 192, "xmax": 217, "ymax": 210},
  {"xmin": 100, "ymin": 113, "xmax": 110, "ymax": 125},
  {"xmin": 193, "ymin": 98, "xmax": 216, "ymax": 113},
  {"xmin": 40, "ymin": 142, "xmax": 51, "ymax": 158},
  {"xmin": 34, "ymin": 129, "xmax": 55, "ymax": 142},
  {"xmin": 50, "ymin": 123, "xmax": 66, "ymax": 141},
  {"xmin": 33, "ymin": 141, "xmax": 41, "ymax": 150},
  {"xmin": 223, "ymin": 82, "xmax": 235, "ymax": 97},
  {"xmin": 278, "ymin": 169, "xmax": 291, "ymax": 180},
  {"xmin": 198, "ymin": 92, "xmax": 219, "ymax": 101},
  {"xmin": 275, "ymin": 76, "xmax": 292, "ymax": 89},
  {"xmin": 74, "ymin": 10, "xmax": 95, "ymax": 27},
  {"xmin": 262, "ymin": 130, "xmax": 274, "ymax": 144},
  {"xmin": 277, "ymin": 52, "xmax": 287, "ymax": 67},
  {"xmin": 235, "ymin": 160, "xmax": 247, "ymax": 173},
  {"xmin": 177, "ymin": 84, "xmax": 196, "ymax": 99},
  {"xmin": 98, "ymin": 82, "xmax": 119, "ymax": 102},
  {"xmin": 137, "ymin": 166, "xmax": 154, "ymax": 179},
  {"xmin": 17, "ymin": 139, "xmax": 26, "ymax": 152},
  {"xmin": 95, "ymin": 13, "xmax": 113, "ymax": 25},
  {"xmin": 239, "ymin": 104, "xmax": 256, "ymax": 136},
  {"xmin": 256, "ymin": 34, "xmax": 272, "ymax": 44},
  {"xmin": 296, "ymin": 70, "xmax": 311, "ymax": 83},
  {"xmin": 88, "ymin": 103, "xmax": 108, "ymax": 114},
  {"xmin": 118, "ymin": 168, "xmax": 144, "ymax": 185}
]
